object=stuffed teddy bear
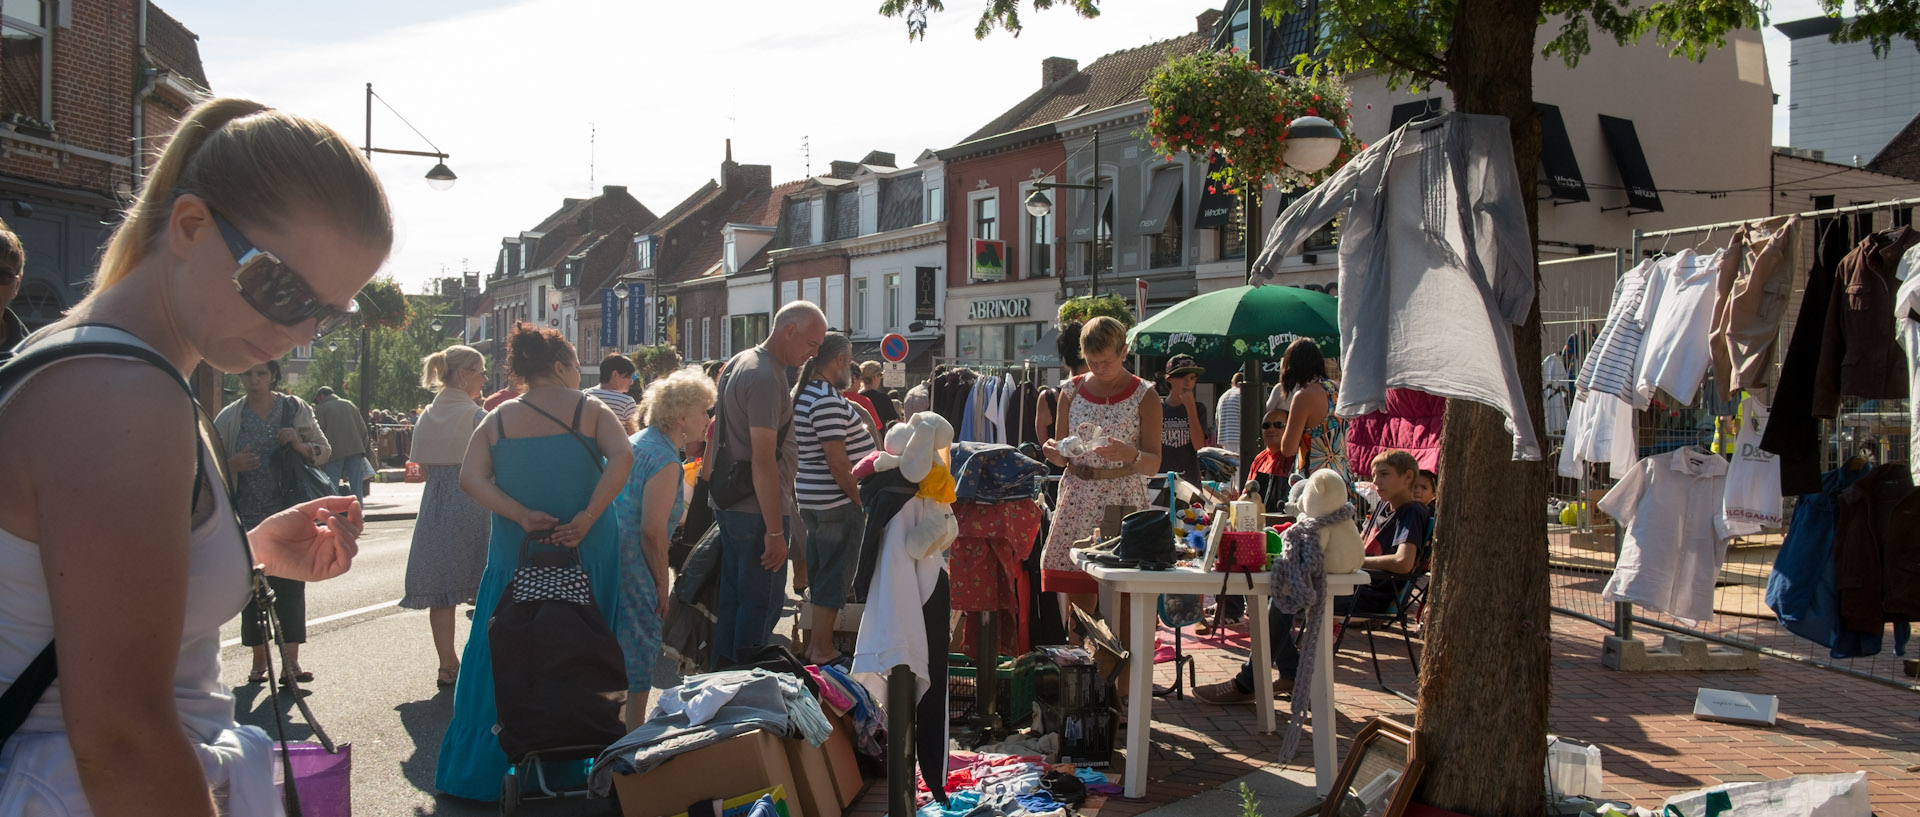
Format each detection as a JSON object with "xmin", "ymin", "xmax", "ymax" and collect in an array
[{"xmin": 1289, "ymin": 468, "xmax": 1363, "ymax": 574}]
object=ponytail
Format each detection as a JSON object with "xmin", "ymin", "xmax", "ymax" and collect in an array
[
  {"xmin": 85, "ymin": 97, "xmax": 391, "ymax": 303},
  {"xmin": 422, "ymin": 344, "xmax": 485, "ymax": 391},
  {"xmin": 420, "ymin": 351, "xmax": 449, "ymax": 390}
]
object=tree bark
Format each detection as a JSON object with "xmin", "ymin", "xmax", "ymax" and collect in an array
[{"xmin": 1412, "ymin": 0, "xmax": 1553, "ymax": 813}]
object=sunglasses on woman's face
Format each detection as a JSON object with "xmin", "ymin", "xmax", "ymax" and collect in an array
[
  {"xmin": 1262, "ymin": 421, "xmax": 1288, "ymax": 430},
  {"xmin": 207, "ymin": 207, "xmax": 357, "ymax": 338}
]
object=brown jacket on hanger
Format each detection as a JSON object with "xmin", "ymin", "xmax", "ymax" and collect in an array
[
  {"xmin": 1834, "ymin": 463, "xmax": 1920, "ymax": 634},
  {"xmin": 1813, "ymin": 225, "xmax": 1920, "ymax": 416},
  {"xmin": 1709, "ymin": 215, "xmax": 1798, "ymax": 403}
]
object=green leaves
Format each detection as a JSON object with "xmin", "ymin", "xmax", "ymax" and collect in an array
[
  {"xmin": 1057, "ymin": 294, "xmax": 1133, "ymax": 327},
  {"xmin": 879, "ymin": 0, "xmax": 1099, "ymax": 41}
]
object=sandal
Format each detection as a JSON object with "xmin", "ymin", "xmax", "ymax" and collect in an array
[
  {"xmin": 280, "ymin": 670, "xmax": 314, "ymax": 687},
  {"xmin": 246, "ymin": 669, "xmax": 269, "ymax": 684}
]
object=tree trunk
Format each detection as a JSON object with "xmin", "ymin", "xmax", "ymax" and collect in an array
[{"xmin": 1412, "ymin": 0, "xmax": 1552, "ymax": 813}]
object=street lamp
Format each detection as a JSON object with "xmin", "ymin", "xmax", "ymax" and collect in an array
[
  {"xmin": 428, "ymin": 314, "xmax": 465, "ymax": 335},
  {"xmin": 364, "ymin": 82, "xmax": 457, "ymax": 190},
  {"xmin": 1023, "ymin": 131, "xmax": 1106, "ymax": 297},
  {"xmin": 1283, "ymin": 115, "xmax": 1344, "ymax": 173}
]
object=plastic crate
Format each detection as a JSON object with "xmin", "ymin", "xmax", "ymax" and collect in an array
[{"xmin": 947, "ymin": 654, "xmax": 1035, "ymax": 726}]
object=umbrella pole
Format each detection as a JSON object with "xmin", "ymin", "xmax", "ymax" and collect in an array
[{"xmin": 1242, "ymin": 359, "xmax": 1263, "ymax": 488}]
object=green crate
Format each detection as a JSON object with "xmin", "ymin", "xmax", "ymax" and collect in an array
[{"xmin": 947, "ymin": 653, "xmax": 1036, "ymax": 726}]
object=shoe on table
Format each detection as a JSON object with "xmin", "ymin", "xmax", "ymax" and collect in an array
[{"xmin": 1193, "ymin": 680, "xmax": 1254, "ymax": 705}]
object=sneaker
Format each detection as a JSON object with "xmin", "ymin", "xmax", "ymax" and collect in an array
[{"xmin": 1194, "ymin": 680, "xmax": 1255, "ymax": 705}]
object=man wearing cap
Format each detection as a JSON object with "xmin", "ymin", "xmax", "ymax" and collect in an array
[
  {"xmin": 313, "ymin": 386, "xmax": 375, "ymax": 499},
  {"xmin": 1159, "ymin": 354, "xmax": 1212, "ymax": 487}
]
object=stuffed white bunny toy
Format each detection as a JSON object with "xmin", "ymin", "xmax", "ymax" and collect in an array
[
  {"xmin": 1293, "ymin": 469, "xmax": 1364, "ymax": 574},
  {"xmin": 874, "ymin": 411, "xmax": 957, "ymax": 559}
]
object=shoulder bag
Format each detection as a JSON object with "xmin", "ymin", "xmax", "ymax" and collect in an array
[
  {"xmin": 272, "ymin": 395, "xmax": 340, "ymax": 507},
  {"xmin": 709, "ymin": 362, "xmax": 789, "ymax": 509}
]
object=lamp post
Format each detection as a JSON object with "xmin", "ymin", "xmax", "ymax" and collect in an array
[
  {"xmin": 1023, "ymin": 131, "xmax": 1104, "ymax": 298},
  {"xmin": 364, "ymin": 83, "xmax": 458, "ymax": 189}
]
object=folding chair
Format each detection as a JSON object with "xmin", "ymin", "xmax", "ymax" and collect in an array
[{"xmin": 1335, "ymin": 520, "xmax": 1435, "ymax": 705}]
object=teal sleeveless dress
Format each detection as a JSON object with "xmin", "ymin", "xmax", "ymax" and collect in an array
[{"xmin": 435, "ymin": 396, "xmax": 621, "ymax": 801}]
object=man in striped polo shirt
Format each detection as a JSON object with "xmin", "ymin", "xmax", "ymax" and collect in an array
[{"xmin": 792, "ymin": 332, "xmax": 876, "ymax": 666}]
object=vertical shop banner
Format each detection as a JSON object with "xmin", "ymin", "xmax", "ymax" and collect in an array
[
  {"xmin": 662, "ymin": 296, "xmax": 678, "ymax": 346},
  {"xmin": 914, "ymin": 266, "xmax": 938, "ymax": 322},
  {"xmin": 600, "ymin": 288, "xmax": 618, "ymax": 348},
  {"xmin": 971, "ymin": 239, "xmax": 1006, "ymax": 282},
  {"xmin": 627, "ymin": 283, "xmax": 645, "ymax": 345}
]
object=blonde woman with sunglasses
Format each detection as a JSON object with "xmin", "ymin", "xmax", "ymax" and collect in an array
[{"xmin": 0, "ymin": 99, "xmax": 388, "ymax": 815}]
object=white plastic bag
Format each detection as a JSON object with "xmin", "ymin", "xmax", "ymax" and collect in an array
[
  {"xmin": 1546, "ymin": 735, "xmax": 1603, "ymax": 800},
  {"xmin": 1660, "ymin": 772, "xmax": 1871, "ymax": 817}
]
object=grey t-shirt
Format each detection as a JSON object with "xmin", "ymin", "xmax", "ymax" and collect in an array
[{"xmin": 716, "ymin": 345, "xmax": 798, "ymax": 517}]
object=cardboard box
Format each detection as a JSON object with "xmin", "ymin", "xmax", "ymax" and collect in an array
[
  {"xmin": 667, "ymin": 786, "xmax": 792, "ymax": 817},
  {"xmin": 823, "ymin": 712, "xmax": 867, "ymax": 807},
  {"xmin": 782, "ymin": 734, "xmax": 842, "ymax": 817},
  {"xmin": 613, "ymin": 730, "xmax": 804, "ymax": 817}
]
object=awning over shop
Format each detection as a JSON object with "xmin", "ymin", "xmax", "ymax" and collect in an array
[
  {"xmin": 1535, "ymin": 103, "xmax": 1589, "ymax": 203},
  {"xmin": 1027, "ymin": 325, "xmax": 1063, "ymax": 368},
  {"xmin": 1194, "ymin": 154, "xmax": 1237, "ymax": 229},
  {"xmin": 1389, "ymin": 98, "xmax": 1443, "ymax": 131},
  {"xmin": 1598, "ymin": 114, "xmax": 1664, "ymax": 213},
  {"xmin": 1136, "ymin": 167, "xmax": 1185, "ymax": 235},
  {"xmin": 851, "ymin": 337, "xmax": 937, "ymax": 368},
  {"xmin": 1068, "ymin": 184, "xmax": 1113, "ymax": 243}
]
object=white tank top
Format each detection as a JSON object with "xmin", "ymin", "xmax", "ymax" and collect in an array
[{"xmin": 0, "ymin": 326, "xmax": 252, "ymax": 741}]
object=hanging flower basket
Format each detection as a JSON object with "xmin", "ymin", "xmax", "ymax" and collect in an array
[
  {"xmin": 629, "ymin": 344, "xmax": 683, "ymax": 381},
  {"xmin": 1143, "ymin": 50, "xmax": 1364, "ymax": 194},
  {"xmin": 355, "ymin": 278, "xmax": 409, "ymax": 331}
]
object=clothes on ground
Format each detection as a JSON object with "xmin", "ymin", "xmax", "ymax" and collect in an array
[
  {"xmin": 1598, "ymin": 447, "xmax": 1732, "ymax": 625},
  {"xmin": 436, "ymin": 403, "xmax": 620, "ymax": 802},
  {"xmin": 1343, "ymin": 388, "xmax": 1444, "ymax": 479},
  {"xmin": 713, "ymin": 345, "xmax": 798, "ymax": 516},
  {"xmin": 1710, "ymin": 215, "xmax": 1800, "ymax": 403},
  {"xmin": 1251, "ymin": 111, "xmax": 1540, "ymax": 461},
  {"xmin": 1215, "ymin": 386, "xmax": 1242, "ymax": 452},
  {"xmin": 1355, "ymin": 500, "xmax": 1433, "ymax": 611},
  {"xmin": 614, "ymin": 427, "xmax": 687, "ymax": 693},
  {"xmin": 1634, "ymin": 248, "xmax": 1725, "ymax": 408},
  {"xmin": 1900, "ymin": 244, "xmax": 1920, "ymax": 485},
  {"xmin": 1039, "ymin": 374, "xmax": 1151, "ymax": 595},
  {"xmin": 586, "ymin": 386, "xmax": 639, "ymax": 429},
  {"xmin": 795, "ymin": 379, "xmax": 877, "ymax": 511},
  {"xmin": 1159, "ymin": 396, "xmax": 1211, "ymax": 486},
  {"xmin": 399, "ymin": 464, "xmax": 489, "ymax": 609},
  {"xmin": 0, "ymin": 327, "xmax": 260, "ymax": 811},
  {"xmin": 1767, "ymin": 463, "xmax": 1910, "ymax": 659},
  {"xmin": 1721, "ymin": 395, "xmax": 1783, "ymax": 536},
  {"xmin": 588, "ymin": 669, "xmax": 827, "ymax": 796}
]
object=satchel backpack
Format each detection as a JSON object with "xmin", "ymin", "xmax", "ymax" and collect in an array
[{"xmin": 489, "ymin": 528, "xmax": 629, "ymax": 761}]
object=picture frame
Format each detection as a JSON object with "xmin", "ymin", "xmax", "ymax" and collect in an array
[{"xmin": 1320, "ymin": 717, "xmax": 1424, "ymax": 817}]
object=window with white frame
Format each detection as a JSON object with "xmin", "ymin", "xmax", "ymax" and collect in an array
[
  {"xmin": 925, "ymin": 181, "xmax": 944, "ymax": 223},
  {"xmin": 1, "ymin": 0, "xmax": 50, "ymax": 125},
  {"xmin": 852, "ymin": 277, "xmax": 868, "ymax": 334},
  {"xmin": 723, "ymin": 235, "xmax": 737, "ymax": 274},
  {"xmin": 972, "ymin": 192, "xmax": 998, "ymax": 242},
  {"xmin": 702, "ymin": 317, "xmax": 711, "ymax": 360},
  {"xmin": 885, "ymin": 273, "xmax": 901, "ymax": 330},
  {"xmin": 684, "ymin": 318, "xmax": 694, "ymax": 358},
  {"xmin": 636, "ymin": 236, "xmax": 656, "ymax": 270}
]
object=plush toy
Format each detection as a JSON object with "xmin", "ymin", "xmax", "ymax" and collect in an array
[
  {"xmin": 1293, "ymin": 469, "xmax": 1364, "ymax": 574},
  {"xmin": 883, "ymin": 411, "xmax": 957, "ymax": 559}
]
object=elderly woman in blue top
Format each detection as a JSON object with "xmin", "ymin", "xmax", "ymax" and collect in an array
[{"xmin": 614, "ymin": 365, "xmax": 716, "ymax": 727}]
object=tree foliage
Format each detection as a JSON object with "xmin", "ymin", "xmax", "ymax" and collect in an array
[
  {"xmin": 1056, "ymin": 294, "xmax": 1132, "ymax": 327},
  {"xmin": 291, "ymin": 294, "xmax": 459, "ymax": 414},
  {"xmin": 878, "ymin": 0, "xmax": 1098, "ymax": 40}
]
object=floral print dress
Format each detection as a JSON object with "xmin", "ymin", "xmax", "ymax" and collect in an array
[
  {"xmin": 1040, "ymin": 374, "xmax": 1153, "ymax": 595},
  {"xmin": 1288, "ymin": 377, "xmax": 1361, "ymax": 505}
]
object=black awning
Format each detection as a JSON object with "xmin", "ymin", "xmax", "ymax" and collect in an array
[
  {"xmin": 1389, "ymin": 98, "xmax": 1443, "ymax": 131},
  {"xmin": 1068, "ymin": 185, "xmax": 1113, "ymax": 243},
  {"xmin": 1598, "ymin": 115, "xmax": 1663, "ymax": 213},
  {"xmin": 1536, "ymin": 103, "xmax": 1589, "ymax": 203},
  {"xmin": 1136, "ymin": 167, "xmax": 1184, "ymax": 235},
  {"xmin": 1194, "ymin": 154, "xmax": 1237, "ymax": 229}
]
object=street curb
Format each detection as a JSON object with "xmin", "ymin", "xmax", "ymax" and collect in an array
[{"xmin": 366, "ymin": 512, "xmax": 417, "ymax": 522}]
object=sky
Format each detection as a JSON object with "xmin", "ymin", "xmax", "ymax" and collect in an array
[{"xmin": 160, "ymin": 0, "xmax": 1836, "ymax": 294}]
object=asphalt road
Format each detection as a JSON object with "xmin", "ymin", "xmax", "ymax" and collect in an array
[{"xmin": 218, "ymin": 519, "xmax": 614, "ymax": 816}]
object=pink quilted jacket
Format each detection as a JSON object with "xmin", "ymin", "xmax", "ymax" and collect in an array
[{"xmin": 1344, "ymin": 388, "xmax": 1444, "ymax": 479}]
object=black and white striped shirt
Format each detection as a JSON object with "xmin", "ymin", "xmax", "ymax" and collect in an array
[{"xmin": 794, "ymin": 380, "xmax": 877, "ymax": 510}]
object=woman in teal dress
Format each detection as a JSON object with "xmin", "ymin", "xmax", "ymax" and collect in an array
[
  {"xmin": 612, "ymin": 366, "xmax": 716, "ymax": 728},
  {"xmin": 435, "ymin": 322, "xmax": 635, "ymax": 802}
]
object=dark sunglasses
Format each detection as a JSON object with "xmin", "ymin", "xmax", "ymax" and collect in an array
[
  {"xmin": 202, "ymin": 202, "xmax": 357, "ymax": 338},
  {"xmin": 1262, "ymin": 421, "xmax": 1289, "ymax": 430}
]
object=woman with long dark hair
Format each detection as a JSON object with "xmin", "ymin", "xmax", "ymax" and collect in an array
[{"xmin": 1264, "ymin": 338, "xmax": 1353, "ymax": 484}]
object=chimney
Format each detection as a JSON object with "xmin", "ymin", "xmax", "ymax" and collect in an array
[
  {"xmin": 1196, "ymin": 9, "xmax": 1222, "ymax": 36},
  {"xmin": 732, "ymin": 163, "xmax": 772, "ymax": 191},
  {"xmin": 602, "ymin": 185, "xmax": 627, "ymax": 197},
  {"xmin": 828, "ymin": 160, "xmax": 861, "ymax": 180},
  {"xmin": 1042, "ymin": 56, "xmax": 1078, "ymax": 88},
  {"xmin": 860, "ymin": 150, "xmax": 897, "ymax": 168},
  {"xmin": 720, "ymin": 138, "xmax": 741, "ymax": 185}
]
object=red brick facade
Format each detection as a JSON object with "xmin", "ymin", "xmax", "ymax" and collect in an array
[{"xmin": 940, "ymin": 139, "xmax": 1066, "ymax": 293}]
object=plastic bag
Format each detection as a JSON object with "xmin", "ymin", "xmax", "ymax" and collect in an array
[
  {"xmin": 1546, "ymin": 735, "xmax": 1603, "ymax": 800},
  {"xmin": 1660, "ymin": 772, "xmax": 1870, "ymax": 817}
]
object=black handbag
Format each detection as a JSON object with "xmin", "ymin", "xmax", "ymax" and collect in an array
[
  {"xmin": 708, "ymin": 363, "xmax": 788, "ymax": 509},
  {"xmin": 271, "ymin": 396, "xmax": 337, "ymax": 508}
]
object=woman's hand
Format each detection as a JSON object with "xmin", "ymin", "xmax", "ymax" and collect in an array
[
  {"xmin": 252, "ymin": 496, "xmax": 364, "ymax": 581},
  {"xmin": 231, "ymin": 452, "xmax": 260, "ymax": 473},
  {"xmin": 656, "ymin": 582, "xmax": 671, "ymax": 620},
  {"xmin": 1041, "ymin": 438, "xmax": 1065, "ymax": 466},
  {"xmin": 276, "ymin": 428, "xmax": 299, "ymax": 446},
  {"xmin": 552, "ymin": 510, "xmax": 598, "ymax": 548},
  {"xmin": 1094, "ymin": 440, "xmax": 1138, "ymax": 463},
  {"xmin": 518, "ymin": 508, "xmax": 560, "ymax": 537}
]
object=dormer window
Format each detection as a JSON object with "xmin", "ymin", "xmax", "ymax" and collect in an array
[
  {"xmin": 724, "ymin": 233, "xmax": 737, "ymax": 274},
  {"xmin": 636, "ymin": 236, "xmax": 657, "ymax": 270}
]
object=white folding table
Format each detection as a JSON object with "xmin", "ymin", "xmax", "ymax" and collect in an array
[{"xmin": 1078, "ymin": 557, "xmax": 1369, "ymax": 798}]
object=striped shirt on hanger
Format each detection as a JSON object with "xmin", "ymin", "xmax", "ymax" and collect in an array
[{"xmin": 794, "ymin": 379, "xmax": 877, "ymax": 510}]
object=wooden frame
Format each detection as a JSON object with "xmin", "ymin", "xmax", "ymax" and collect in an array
[{"xmin": 1320, "ymin": 717, "xmax": 1424, "ymax": 817}]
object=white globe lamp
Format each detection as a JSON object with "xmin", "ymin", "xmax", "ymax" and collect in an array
[{"xmin": 1283, "ymin": 116, "xmax": 1344, "ymax": 173}]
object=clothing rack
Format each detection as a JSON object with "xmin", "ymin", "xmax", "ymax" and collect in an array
[
  {"xmin": 927, "ymin": 357, "xmax": 1044, "ymax": 447},
  {"xmin": 1633, "ymin": 195, "xmax": 1920, "ymax": 241}
]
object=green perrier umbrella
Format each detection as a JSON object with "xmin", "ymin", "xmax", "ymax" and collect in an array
[{"xmin": 1127, "ymin": 284, "xmax": 1339, "ymax": 361}]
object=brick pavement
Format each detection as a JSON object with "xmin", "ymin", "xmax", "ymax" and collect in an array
[{"xmin": 847, "ymin": 613, "xmax": 1920, "ymax": 817}]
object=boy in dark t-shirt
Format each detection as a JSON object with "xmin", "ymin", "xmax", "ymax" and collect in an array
[{"xmin": 1353, "ymin": 450, "xmax": 1433, "ymax": 613}]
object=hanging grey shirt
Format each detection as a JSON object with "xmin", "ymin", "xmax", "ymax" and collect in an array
[{"xmin": 1250, "ymin": 111, "xmax": 1541, "ymax": 461}]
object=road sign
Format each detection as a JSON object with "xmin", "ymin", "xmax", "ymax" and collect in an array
[
  {"xmin": 883, "ymin": 360, "xmax": 906, "ymax": 388},
  {"xmin": 1136, "ymin": 279, "xmax": 1149, "ymax": 322},
  {"xmin": 880, "ymin": 333, "xmax": 909, "ymax": 362}
]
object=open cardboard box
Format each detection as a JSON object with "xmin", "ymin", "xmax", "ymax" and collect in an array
[{"xmin": 614, "ymin": 729, "xmax": 811, "ymax": 817}]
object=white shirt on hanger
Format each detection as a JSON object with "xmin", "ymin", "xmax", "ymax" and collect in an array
[
  {"xmin": 1543, "ymin": 354, "xmax": 1569, "ymax": 436},
  {"xmin": 1557, "ymin": 389, "xmax": 1637, "ymax": 480},
  {"xmin": 1598, "ymin": 446, "xmax": 1733, "ymax": 625},
  {"xmin": 1634, "ymin": 249, "xmax": 1725, "ymax": 408},
  {"xmin": 1576, "ymin": 257, "xmax": 1657, "ymax": 405}
]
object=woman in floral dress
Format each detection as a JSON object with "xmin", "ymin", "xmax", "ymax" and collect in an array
[
  {"xmin": 1264, "ymin": 338, "xmax": 1358, "ymax": 502},
  {"xmin": 1039, "ymin": 316, "xmax": 1164, "ymax": 621}
]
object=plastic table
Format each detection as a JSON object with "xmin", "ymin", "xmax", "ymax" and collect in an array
[{"xmin": 1078, "ymin": 557, "xmax": 1369, "ymax": 798}]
